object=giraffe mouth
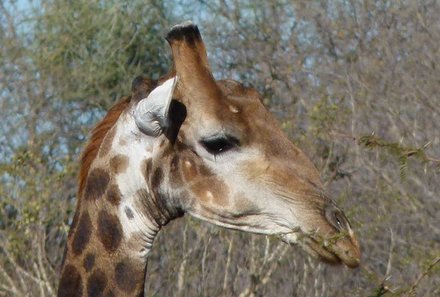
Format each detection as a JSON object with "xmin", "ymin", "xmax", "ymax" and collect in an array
[{"xmin": 281, "ymin": 231, "xmax": 361, "ymax": 268}]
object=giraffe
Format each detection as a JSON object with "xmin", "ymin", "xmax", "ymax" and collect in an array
[{"xmin": 58, "ymin": 22, "xmax": 361, "ymax": 297}]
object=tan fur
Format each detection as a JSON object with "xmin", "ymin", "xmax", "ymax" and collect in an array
[{"xmin": 59, "ymin": 22, "xmax": 360, "ymax": 297}]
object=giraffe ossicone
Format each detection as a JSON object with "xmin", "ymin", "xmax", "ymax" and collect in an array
[{"xmin": 58, "ymin": 21, "xmax": 361, "ymax": 297}]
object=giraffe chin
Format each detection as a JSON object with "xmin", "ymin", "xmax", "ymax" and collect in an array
[{"xmin": 281, "ymin": 232, "xmax": 361, "ymax": 268}]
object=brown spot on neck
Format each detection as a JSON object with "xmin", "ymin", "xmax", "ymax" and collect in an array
[
  {"xmin": 87, "ymin": 269, "xmax": 107, "ymax": 297},
  {"xmin": 83, "ymin": 253, "xmax": 95, "ymax": 272},
  {"xmin": 115, "ymin": 258, "xmax": 145, "ymax": 294},
  {"xmin": 109, "ymin": 154, "xmax": 129, "ymax": 174},
  {"xmin": 97, "ymin": 210, "xmax": 123, "ymax": 253},
  {"xmin": 106, "ymin": 184, "xmax": 122, "ymax": 206},
  {"xmin": 71, "ymin": 212, "xmax": 92, "ymax": 256},
  {"xmin": 124, "ymin": 206, "xmax": 134, "ymax": 220},
  {"xmin": 104, "ymin": 290, "xmax": 116, "ymax": 297},
  {"xmin": 84, "ymin": 168, "xmax": 110, "ymax": 201},
  {"xmin": 79, "ymin": 97, "xmax": 130, "ymax": 195},
  {"xmin": 58, "ymin": 265, "xmax": 83, "ymax": 297}
]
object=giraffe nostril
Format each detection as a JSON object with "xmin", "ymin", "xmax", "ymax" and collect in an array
[
  {"xmin": 334, "ymin": 211, "xmax": 345, "ymax": 229},
  {"xmin": 325, "ymin": 204, "xmax": 350, "ymax": 232}
]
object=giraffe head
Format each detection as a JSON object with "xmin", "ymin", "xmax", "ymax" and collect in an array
[{"xmin": 132, "ymin": 22, "xmax": 360, "ymax": 268}]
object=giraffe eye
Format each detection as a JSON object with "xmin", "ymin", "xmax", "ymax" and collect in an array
[{"xmin": 200, "ymin": 136, "xmax": 239, "ymax": 155}]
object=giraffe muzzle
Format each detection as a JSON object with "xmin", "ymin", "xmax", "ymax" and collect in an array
[{"xmin": 280, "ymin": 203, "xmax": 361, "ymax": 268}]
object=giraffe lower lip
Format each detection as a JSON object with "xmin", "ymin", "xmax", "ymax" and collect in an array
[
  {"xmin": 301, "ymin": 237, "xmax": 341, "ymax": 264},
  {"xmin": 284, "ymin": 234, "xmax": 360, "ymax": 268},
  {"xmin": 309, "ymin": 238, "xmax": 360, "ymax": 268}
]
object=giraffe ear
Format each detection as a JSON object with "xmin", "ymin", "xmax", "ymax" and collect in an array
[{"xmin": 134, "ymin": 77, "xmax": 178, "ymax": 136}]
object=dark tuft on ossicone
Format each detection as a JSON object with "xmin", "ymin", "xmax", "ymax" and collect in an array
[{"xmin": 166, "ymin": 21, "xmax": 201, "ymax": 46}]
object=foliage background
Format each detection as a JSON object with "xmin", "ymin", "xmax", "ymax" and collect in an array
[{"xmin": 0, "ymin": 0, "xmax": 439, "ymax": 296}]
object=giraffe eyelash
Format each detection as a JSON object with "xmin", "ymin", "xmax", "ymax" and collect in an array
[{"xmin": 199, "ymin": 135, "xmax": 240, "ymax": 156}]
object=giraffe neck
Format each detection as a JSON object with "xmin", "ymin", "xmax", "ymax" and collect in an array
[{"xmin": 58, "ymin": 114, "xmax": 181, "ymax": 297}]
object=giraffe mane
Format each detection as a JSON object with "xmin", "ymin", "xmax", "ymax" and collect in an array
[{"xmin": 78, "ymin": 96, "xmax": 131, "ymax": 195}]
